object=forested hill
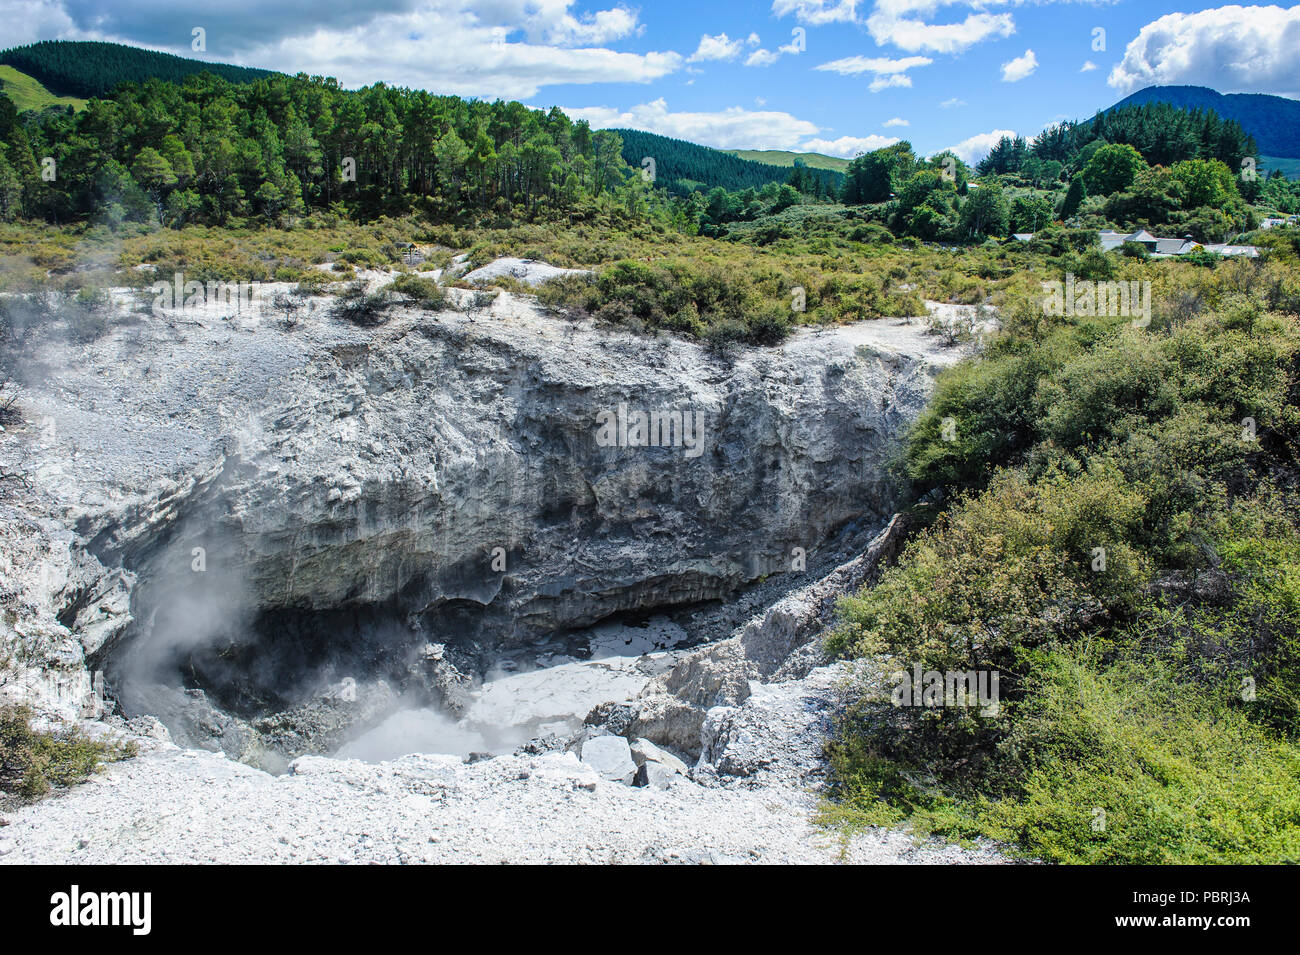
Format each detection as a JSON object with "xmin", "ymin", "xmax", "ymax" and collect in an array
[
  {"xmin": 0, "ymin": 71, "xmax": 642, "ymax": 226},
  {"xmin": 612, "ymin": 128, "xmax": 842, "ymax": 196},
  {"xmin": 0, "ymin": 41, "xmax": 275, "ymax": 99},
  {"xmin": 1107, "ymin": 85, "xmax": 1300, "ymax": 159},
  {"xmin": 979, "ymin": 100, "xmax": 1256, "ymax": 176}
]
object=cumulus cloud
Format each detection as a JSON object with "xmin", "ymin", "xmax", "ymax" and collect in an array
[
  {"xmin": 1, "ymin": 0, "xmax": 672, "ymax": 98},
  {"xmin": 1108, "ymin": 4, "xmax": 1300, "ymax": 97},
  {"xmin": 770, "ymin": 0, "xmax": 1014, "ymax": 54},
  {"xmin": 939, "ymin": 96, "xmax": 967, "ymax": 108},
  {"xmin": 689, "ymin": 32, "xmax": 744, "ymax": 62},
  {"xmin": 0, "ymin": 0, "xmax": 75, "ymax": 44},
  {"xmin": 1080, "ymin": 60, "xmax": 1098, "ymax": 72},
  {"xmin": 883, "ymin": 116, "xmax": 910, "ymax": 127},
  {"xmin": 771, "ymin": 0, "xmax": 860, "ymax": 25},
  {"xmin": 944, "ymin": 128, "xmax": 1017, "ymax": 164},
  {"xmin": 868, "ymin": 7, "xmax": 1015, "ymax": 54},
  {"xmin": 815, "ymin": 54, "xmax": 933, "ymax": 76},
  {"xmin": 741, "ymin": 26, "xmax": 804, "ymax": 67},
  {"xmin": 869, "ymin": 73, "xmax": 913, "ymax": 91},
  {"xmin": 801, "ymin": 134, "xmax": 901, "ymax": 157},
  {"xmin": 1000, "ymin": 48, "xmax": 1038, "ymax": 82},
  {"xmin": 561, "ymin": 98, "xmax": 822, "ymax": 149},
  {"xmin": 816, "ymin": 53, "xmax": 931, "ymax": 90}
]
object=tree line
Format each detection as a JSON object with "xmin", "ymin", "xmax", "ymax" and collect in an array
[
  {"xmin": 612, "ymin": 128, "xmax": 842, "ymax": 199},
  {"xmin": 0, "ymin": 71, "xmax": 652, "ymax": 226},
  {"xmin": 979, "ymin": 102, "xmax": 1257, "ymax": 177},
  {"xmin": 1, "ymin": 40, "xmax": 275, "ymax": 99}
]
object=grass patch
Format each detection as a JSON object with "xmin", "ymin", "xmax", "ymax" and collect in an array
[{"xmin": 0, "ymin": 65, "xmax": 86, "ymax": 112}]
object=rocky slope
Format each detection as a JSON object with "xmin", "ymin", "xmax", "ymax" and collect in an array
[
  {"xmin": 2, "ymin": 274, "xmax": 961, "ymax": 732},
  {"xmin": 0, "ymin": 267, "xmax": 997, "ymax": 862},
  {"xmin": 0, "ymin": 522, "xmax": 1005, "ymax": 864}
]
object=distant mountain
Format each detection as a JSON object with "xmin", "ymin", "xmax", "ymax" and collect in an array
[
  {"xmin": 1106, "ymin": 86, "xmax": 1300, "ymax": 159},
  {"xmin": 0, "ymin": 40, "xmax": 274, "ymax": 99},
  {"xmin": 612, "ymin": 128, "xmax": 842, "ymax": 195},
  {"xmin": 723, "ymin": 149, "xmax": 850, "ymax": 173},
  {"xmin": 1261, "ymin": 156, "xmax": 1300, "ymax": 180}
]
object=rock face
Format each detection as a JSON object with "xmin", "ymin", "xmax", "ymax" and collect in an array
[
  {"xmin": 629, "ymin": 737, "xmax": 688, "ymax": 776},
  {"xmin": 580, "ymin": 734, "xmax": 637, "ymax": 784},
  {"xmin": 460, "ymin": 257, "xmax": 592, "ymax": 287},
  {"xmin": 0, "ymin": 279, "xmax": 961, "ymax": 737},
  {"xmin": 627, "ymin": 515, "xmax": 910, "ymax": 754}
]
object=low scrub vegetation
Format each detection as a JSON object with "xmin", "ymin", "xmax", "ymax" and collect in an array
[
  {"xmin": 824, "ymin": 255, "xmax": 1300, "ymax": 863},
  {"xmin": 0, "ymin": 704, "xmax": 135, "ymax": 806}
]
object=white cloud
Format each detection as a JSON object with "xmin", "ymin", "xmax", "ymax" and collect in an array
[
  {"xmin": 800, "ymin": 134, "xmax": 901, "ymax": 157},
  {"xmin": 562, "ymin": 98, "xmax": 822, "ymax": 149},
  {"xmin": 780, "ymin": 0, "xmax": 1016, "ymax": 55},
  {"xmin": 944, "ymin": 128, "xmax": 1017, "ymax": 164},
  {"xmin": 6, "ymin": 0, "xmax": 675, "ymax": 99},
  {"xmin": 1000, "ymin": 48, "xmax": 1037, "ymax": 82},
  {"xmin": 525, "ymin": 1, "xmax": 643, "ymax": 45},
  {"xmin": 867, "ymin": 9, "xmax": 1015, "ymax": 54},
  {"xmin": 815, "ymin": 54, "xmax": 933, "ymax": 76},
  {"xmin": 771, "ymin": 0, "xmax": 860, "ymax": 25},
  {"xmin": 883, "ymin": 117, "xmax": 910, "ymax": 127},
  {"xmin": 1109, "ymin": 4, "xmax": 1300, "ymax": 97},
  {"xmin": 742, "ymin": 24, "xmax": 805, "ymax": 67},
  {"xmin": 689, "ymin": 32, "xmax": 744, "ymax": 62},
  {"xmin": 0, "ymin": 0, "xmax": 74, "ymax": 45},
  {"xmin": 816, "ymin": 53, "xmax": 931, "ymax": 91},
  {"xmin": 869, "ymin": 73, "xmax": 913, "ymax": 92},
  {"xmin": 1080, "ymin": 60, "xmax": 1098, "ymax": 72},
  {"xmin": 939, "ymin": 97, "xmax": 967, "ymax": 108}
]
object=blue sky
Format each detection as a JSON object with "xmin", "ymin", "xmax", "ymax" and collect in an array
[{"xmin": 6, "ymin": 1, "xmax": 1298, "ymax": 162}]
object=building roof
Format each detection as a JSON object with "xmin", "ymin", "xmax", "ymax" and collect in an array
[
  {"xmin": 1202, "ymin": 244, "xmax": 1260, "ymax": 258},
  {"xmin": 1153, "ymin": 238, "xmax": 1194, "ymax": 255},
  {"xmin": 1097, "ymin": 228, "xmax": 1257, "ymax": 258}
]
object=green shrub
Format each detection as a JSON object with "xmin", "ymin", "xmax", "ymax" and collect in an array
[
  {"xmin": 826, "ymin": 274, "xmax": 1300, "ymax": 863},
  {"xmin": 978, "ymin": 650, "xmax": 1300, "ymax": 863},
  {"xmin": 0, "ymin": 705, "xmax": 135, "ymax": 804},
  {"xmin": 390, "ymin": 273, "xmax": 447, "ymax": 310},
  {"xmin": 330, "ymin": 281, "xmax": 394, "ymax": 326}
]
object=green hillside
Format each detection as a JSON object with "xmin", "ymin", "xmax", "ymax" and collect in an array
[
  {"xmin": 612, "ymin": 128, "xmax": 842, "ymax": 195},
  {"xmin": 0, "ymin": 65, "xmax": 85, "ymax": 112},
  {"xmin": 0, "ymin": 40, "xmax": 273, "ymax": 99},
  {"xmin": 1107, "ymin": 85, "xmax": 1300, "ymax": 159},
  {"xmin": 724, "ymin": 149, "xmax": 850, "ymax": 173}
]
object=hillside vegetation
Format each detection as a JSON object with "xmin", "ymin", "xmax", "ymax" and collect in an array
[
  {"xmin": 724, "ymin": 149, "xmax": 850, "ymax": 173},
  {"xmin": 824, "ymin": 247, "xmax": 1300, "ymax": 863},
  {"xmin": 0, "ymin": 65, "xmax": 85, "ymax": 113},
  {"xmin": 0, "ymin": 40, "xmax": 273, "ymax": 99},
  {"xmin": 614, "ymin": 128, "xmax": 841, "ymax": 197},
  {"xmin": 1109, "ymin": 85, "xmax": 1300, "ymax": 160}
]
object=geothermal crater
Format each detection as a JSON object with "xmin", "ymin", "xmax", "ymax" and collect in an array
[{"xmin": 1, "ymin": 280, "xmax": 966, "ymax": 776}]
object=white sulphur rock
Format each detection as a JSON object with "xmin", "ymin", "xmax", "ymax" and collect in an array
[{"xmin": 580, "ymin": 734, "xmax": 636, "ymax": 785}]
